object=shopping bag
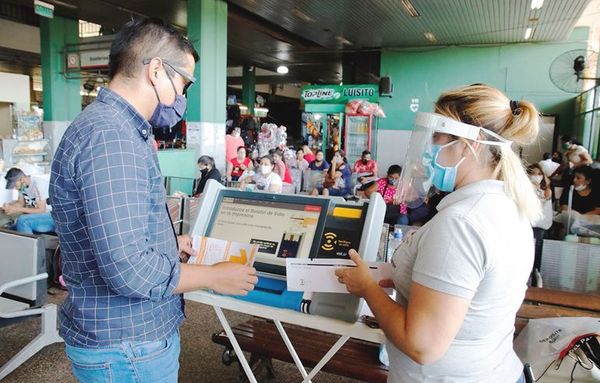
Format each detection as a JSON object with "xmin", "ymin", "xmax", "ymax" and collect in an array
[{"xmin": 514, "ymin": 317, "xmax": 600, "ymax": 382}]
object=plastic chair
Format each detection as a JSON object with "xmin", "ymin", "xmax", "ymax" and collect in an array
[{"xmin": 0, "ymin": 272, "xmax": 62, "ymax": 380}]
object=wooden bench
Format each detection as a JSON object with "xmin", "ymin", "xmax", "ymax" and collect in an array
[
  {"xmin": 212, "ymin": 288, "xmax": 600, "ymax": 382},
  {"xmin": 515, "ymin": 287, "xmax": 600, "ymax": 336},
  {"xmin": 212, "ymin": 318, "xmax": 388, "ymax": 383}
]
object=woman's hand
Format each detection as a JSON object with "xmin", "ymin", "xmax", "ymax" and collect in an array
[{"xmin": 335, "ymin": 249, "xmax": 379, "ymax": 297}]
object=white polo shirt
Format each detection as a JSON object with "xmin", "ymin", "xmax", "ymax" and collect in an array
[{"xmin": 388, "ymin": 180, "xmax": 534, "ymax": 383}]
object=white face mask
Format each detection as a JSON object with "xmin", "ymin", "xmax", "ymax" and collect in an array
[
  {"xmin": 574, "ymin": 184, "xmax": 587, "ymax": 192},
  {"xmin": 529, "ymin": 175, "xmax": 543, "ymax": 185},
  {"xmin": 260, "ymin": 165, "xmax": 271, "ymax": 175}
]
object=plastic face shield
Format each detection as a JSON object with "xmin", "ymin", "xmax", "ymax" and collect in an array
[{"xmin": 396, "ymin": 112, "xmax": 511, "ymax": 207}]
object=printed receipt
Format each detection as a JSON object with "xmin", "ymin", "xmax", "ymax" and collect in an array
[
  {"xmin": 187, "ymin": 236, "xmax": 257, "ymax": 267},
  {"xmin": 286, "ymin": 258, "xmax": 393, "ymax": 294}
]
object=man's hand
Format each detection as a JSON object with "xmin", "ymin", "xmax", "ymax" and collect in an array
[
  {"xmin": 335, "ymin": 249, "xmax": 379, "ymax": 297},
  {"xmin": 210, "ymin": 262, "xmax": 258, "ymax": 296},
  {"xmin": 177, "ymin": 235, "xmax": 194, "ymax": 262}
]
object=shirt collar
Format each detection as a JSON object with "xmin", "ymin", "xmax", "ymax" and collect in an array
[
  {"xmin": 96, "ymin": 87, "xmax": 152, "ymax": 140},
  {"xmin": 436, "ymin": 180, "xmax": 505, "ymax": 212}
]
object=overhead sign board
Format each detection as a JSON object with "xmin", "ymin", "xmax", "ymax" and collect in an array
[
  {"xmin": 80, "ymin": 50, "xmax": 110, "ymax": 69},
  {"xmin": 34, "ymin": 0, "xmax": 54, "ymax": 18}
]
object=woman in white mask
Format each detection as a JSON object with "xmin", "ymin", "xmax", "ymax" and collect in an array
[
  {"xmin": 527, "ymin": 163, "xmax": 553, "ymax": 286},
  {"xmin": 336, "ymin": 84, "xmax": 542, "ymax": 383},
  {"xmin": 240, "ymin": 155, "xmax": 282, "ymax": 193}
]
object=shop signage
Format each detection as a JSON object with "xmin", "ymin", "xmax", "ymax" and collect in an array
[
  {"xmin": 80, "ymin": 50, "xmax": 110, "ymax": 69},
  {"xmin": 34, "ymin": 0, "xmax": 54, "ymax": 19},
  {"xmin": 301, "ymin": 84, "xmax": 379, "ymax": 104}
]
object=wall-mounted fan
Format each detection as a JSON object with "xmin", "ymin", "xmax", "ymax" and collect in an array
[{"xmin": 549, "ymin": 49, "xmax": 599, "ymax": 93}]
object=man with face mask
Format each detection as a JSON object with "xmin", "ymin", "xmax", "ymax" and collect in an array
[
  {"xmin": 353, "ymin": 150, "xmax": 378, "ymax": 178},
  {"xmin": 49, "ymin": 18, "xmax": 257, "ymax": 382},
  {"xmin": 2, "ymin": 167, "xmax": 54, "ymax": 234}
]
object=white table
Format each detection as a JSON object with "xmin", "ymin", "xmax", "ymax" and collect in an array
[{"xmin": 185, "ymin": 290, "xmax": 385, "ymax": 383}]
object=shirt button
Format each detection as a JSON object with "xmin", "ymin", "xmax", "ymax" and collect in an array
[{"xmin": 142, "ymin": 130, "xmax": 147, "ymax": 135}]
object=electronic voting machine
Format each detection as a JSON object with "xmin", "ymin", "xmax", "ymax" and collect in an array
[{"xmin": 190, "ymin": 180, "xmax": 386, "ymax": 322}]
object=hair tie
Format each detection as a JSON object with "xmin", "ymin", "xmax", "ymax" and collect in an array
[{"xmin": 510, "ymin": 100, "xmax": 521, "ymax": 116}]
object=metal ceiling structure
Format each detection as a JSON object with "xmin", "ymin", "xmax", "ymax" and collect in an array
[{"xmin": 0, "ymin": 0, "xmax": 593, "ymax": 84}]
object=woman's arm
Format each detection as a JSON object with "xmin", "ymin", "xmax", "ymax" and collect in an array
[
  {"xmin": 337, "ymin": 251, "xmax": 470, "ymax": 365},
  {"xmin": 572, "ymin": 152, "xmax": 593, "ymax": 167},
  {"xmin": 226, "ymin": 162, "xmax": 233, "ymax": 181}
]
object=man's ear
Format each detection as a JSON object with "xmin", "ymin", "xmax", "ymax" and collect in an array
[{"xmin": 146, "ymin": 57, "xmax": 162, "ymax": 86}]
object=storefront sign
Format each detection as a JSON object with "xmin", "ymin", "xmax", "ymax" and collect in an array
[
  {"xmin": 301, "ymin": 84, "xmax": 379, "ymax": 104},
  {"xmin": 80, "ymin": 50, "xmax": 110, "ymax": 69}
]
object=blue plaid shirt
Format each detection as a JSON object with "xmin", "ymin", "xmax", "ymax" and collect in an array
[{"xmin": 49, "ymin": 87, "xmax": 184, "ymax": 348}]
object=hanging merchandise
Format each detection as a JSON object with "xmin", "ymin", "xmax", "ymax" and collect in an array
[{"xmin": 256, "ymin": 123, "xmax": 292, "ymax": 158}]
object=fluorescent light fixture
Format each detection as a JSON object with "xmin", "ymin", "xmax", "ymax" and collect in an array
[
  {"xmin": 424, "ymin": 32, "xmax": 436, "ymax": 42},
  {"xmin": 277, "ymin": 65, "xmax": 289, "ymax": 74},
  {"xmin": 524, "ymin": 27, "xmax": 533, "ymax": 40},
  {"xmin": 530, "ymin": 0, "xmax": 544, "ymax": 10},
  {"xmin": 401, "ymin": 0, "xmax": 420, "ymax": 17},
  {"xmin": 335, "ymin": 36, "xmax": 353, "ymax": 46},
  {"xmin": 255, "ymin": 107, "xmax": 269, "ymax": 117},
  {"xmin": 291, "ymin": 8, "xmax": 314, "ymax": 23}
]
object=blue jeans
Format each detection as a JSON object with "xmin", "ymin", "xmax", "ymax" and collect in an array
[
  {"xmin": 65, "ymin": 331, "xmax": 180, "ymax": 383},
  {"xmin": 15, "ymin": 213, "xmax": 55, "ymax": 234}
]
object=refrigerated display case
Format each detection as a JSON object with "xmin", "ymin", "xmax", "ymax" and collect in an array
[{"xmin": 344, "ymin": 114, "xmax": 372, "ymax": 165}]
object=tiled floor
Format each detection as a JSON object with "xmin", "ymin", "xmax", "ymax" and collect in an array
[{"xmin": 0, "ymin": 289, "xmax": 362, "ymax": 382}]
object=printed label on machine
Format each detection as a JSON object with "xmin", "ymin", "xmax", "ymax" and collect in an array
[{"xmin": 286, "ymin": 258, "xmax": 393, "ymax": 294}]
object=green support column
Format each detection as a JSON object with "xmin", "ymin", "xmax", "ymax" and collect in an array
[
  {"xmin": 40, "ymin": 15, "xmax": 80, "ymax": 157},
  {"xmin": 187, "ymin": 0, "xmax": 228, "ymax": 170},
  {"xmin": 242, "ymin": 65, "xmax": 255, "ymax": 115}
]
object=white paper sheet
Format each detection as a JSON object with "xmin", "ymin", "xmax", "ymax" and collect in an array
[{"xmin": 286, "ymin": 258, "xmax": 393, "ymax": 294}]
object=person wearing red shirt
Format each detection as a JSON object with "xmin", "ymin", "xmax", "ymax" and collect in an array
[
  {"xmin": 272, "ymin": 149, "xmax": 293, "ymax": 184},
  {"xmin": 302, "ymin": 144, "xmax": 316, "ymax": 164},
  {"xmin": 353, "ymin": 150, "xmax": 378, "ymax": 178},
  {"xmin": 227, "ymin": 146, "xmax": 253, "ymax": 181},
  {"xmin": 225, "ymin": 127, "xmax": 245, "ymax": 163}
]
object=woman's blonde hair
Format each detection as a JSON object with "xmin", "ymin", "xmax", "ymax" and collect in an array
[{"xmin": 434, "ymin": 84, "xmax": 541, "ymax": 223}]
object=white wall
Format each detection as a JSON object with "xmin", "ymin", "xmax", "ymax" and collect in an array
[
  {"xmin": 0, "ymin": 73, "xmax": 30, "ymax": 111},
  {"xmin": 0, "ymin": 19, "xmax": 40, "ymax": 54},
  {"xmin": 376, "ymin": 129, "xmax": 413, "ymax": 175}
]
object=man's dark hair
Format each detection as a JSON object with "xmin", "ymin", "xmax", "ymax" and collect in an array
[
  {"xmin": 197, "ymin": 155, "xmax": 215, "ymax": 168},
  {"xmin": 387, "ymin": 164, "xmax": 402, "ymax": 176},
  {"xmin": 573, "ymin": 165, "xmax": 595, "ymax": 186},
  {"xmin": 109, "ymin": 17, "xmax": 199, "ymax": 79},
  {"xmin": 362, "ymin": 150, "xmax": 371, "ymax": 157},
  {"xmin": 543, "ymin": 152, "xmax": 552, "ymax": 160}
]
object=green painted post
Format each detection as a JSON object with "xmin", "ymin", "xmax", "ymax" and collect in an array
[
  {"xmin": 242, "ymin": 65, "xmax": 255, "ymax": 115},
  {"xmin": 40, "ymin": 15, "xmax": 80, "ymax": 121},
  {"xmin": 39, "ymin": 15, "xmax": 80, "ymax": 157},
  {"xmin": 186, "ymin": 0, "xmax": 228, "ymax": 170}
]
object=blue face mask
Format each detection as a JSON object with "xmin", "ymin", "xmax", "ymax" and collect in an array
[
  {"xmin": 148, "ymin": 69, "xmax": 187, "ymax": 129},
  {"xmin": 423, "ymin": 141, "xmax": 465, "ymax": 192}
]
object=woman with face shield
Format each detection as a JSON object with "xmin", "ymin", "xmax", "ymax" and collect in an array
[{"xmin": 336, "ymin": 84, "xmax": 542, "ymax": 383}]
